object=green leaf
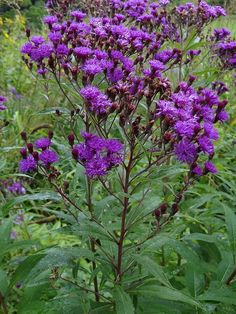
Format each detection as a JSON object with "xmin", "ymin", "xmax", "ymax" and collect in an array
[
  {"xmin": 114, "ymin": 286, "xmax": 135, "ymax": 314},
  {"xmin": 8, "ymin": 254, "xmax": 46, "ymax": 293},
  {"xmin": 0, "ymin": 219, "xmax": 12, "ymax": 258},
  {"xmin": 224, "ymin": 204, "xmax": 236, "ymax": 257},
  {"xmin": 131, "ymin": 284, "xmax": 204, "ymax": 309},
  {"xmin": 185, "ymin": 268, "xmax": 205, "ymax": 297},
  {"xmin": 198, "ymin": 281, "xmax": 236, "ymax": 305},
  {"xmin": 2, "ymin": 192, "xmax": 61, "ymax": 214},
  {"xmin": 134, "ymin": 255, "xmax": 172, "ymax": 288},
  {"xmin": 0, "ymin": 270, "xmax": 8, "ymax": 295},
  {"xmin": 182, "ymin": 233, "xmax": 218, "ymax": 243}
]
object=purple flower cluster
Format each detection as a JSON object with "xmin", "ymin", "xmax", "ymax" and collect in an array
[
  {"xmin": 8, "ymin": 182, "xmax": 26, "ymax": 195},
  {"xmin": 156, "ymin": 81, "xmax": 228, "ymax": 174},
  {"xmin": 80, "ymin": 86, "xmax": 112, "ymax": 114},
  {"xmin": 21, "ymin": 36, "xmax": 53, "ymax": 64},
  {"xmin": 19, "ymin": 135, "xmax": 58, "ymax": 173},
  {"xmin": 71, "ymin": 132, "xmax": 123, "ymax": 178},
  {"xmin": 174, "ymin": 1, "xmax": 225, "ymax": 29},
  {"xmin": 19, "ymin": 0, "xmax": 230, "ymax": 181},
  {"xmin": 0, "ymin": 95, "xmax": 7, "ymax": 111}
]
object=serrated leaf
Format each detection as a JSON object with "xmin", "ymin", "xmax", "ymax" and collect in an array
[
  {"xmin": 134, "ymin": 255, "xmax": 172, "ymax": 287},
  {"xmin": 224, "ymin": 204, "xmax": 236, "ymax": 258},
  {"xmin": 131, "ymin": 284, "xmax": 203, "ymax": 309},
  {"xmin": 2, "ymin": 192, "xmax": 61, "ymax": 214},
  {"xmin": 198, "ymin": 281, "xmax": 236, "ymax": 305}
]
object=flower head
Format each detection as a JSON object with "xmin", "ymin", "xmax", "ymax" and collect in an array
[
  {"xmin": 39, "ymin": 149, "xmax": 58, "ymax": 166},
  {"xmin": 19, "ymin": 155, "xmax": 37, "ymax": 173}
]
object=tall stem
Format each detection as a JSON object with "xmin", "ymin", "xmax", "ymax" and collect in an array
[
  {"xmin": 116, "ymin": 145, "xmax": 134, "ymax": 282},
  {"xmin": 87, "ymin": 177, "xmax": 100, "ymax": 302},
  {"xmin": 85, "ymin": 113, "xmax": 100, "ymax": 302}
]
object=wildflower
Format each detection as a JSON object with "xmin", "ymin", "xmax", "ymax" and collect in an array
[
  {"xmin": 8, "ymin": 182, "xmax": 26, "ymax": 195},
  {"xmin": 34, "ymin": 137, "xmax": 51, "ymax": 150},
  {"xmin": 80, "ymin": 86, "xmax": 112, "ymax": 114},
  {"xmin": 205, "ymin": 161, "xmax": 217, "ymax": 174},
  {"xmin": 19, "ymin": 155, "xmax": 37, "ymax": 173},
  {"xmin": 39, "ymin": 150, "xmax": 58, "ymax": 166},
  {"xmin": 0, "ymin": 95, "xmax": 7, "ymax": 110},
  {"xmin": 174, "ymin": 139, "xmax": 197, "ymax": 164}
]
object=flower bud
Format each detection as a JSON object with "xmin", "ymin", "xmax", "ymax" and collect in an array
[
  {"xmin": 160, "ymin": 203, "xmax": 168, "ymax": 214},
  {"xmin": 32, "ymin": 151, "xmax": 39, "ymax": 161},
  {"xmin": 72, "ymin": 147, "xmax": 79, "ymax": 160},
  {"xmin": 20, "ymin": 148, "xmax": 27, "ymax": 159},
  {"xmin": 48, "ymin": 131, "xmax": 54, "ymax": 139},
  {"xmin": 172, "ymin": 203, "xmax": 179, "ymax": 215},
  {"xmin": 20, "ymin": 131, "xmax": 27, "ymax": 141},
  {"xmin": 27, "ymin": 143, "xmax": 34, "ymax": 154},
  {"xmin": 68, "ymin": 133, "xmax": 75, "ymax": 146},
  {"xmin": 25, "ymin": 28, "xmax": 31, "ymax": 38}
]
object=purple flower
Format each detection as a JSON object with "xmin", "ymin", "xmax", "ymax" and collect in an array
[
  {"xmin": 174, "ymin": 120, "xmax": 198, "ymax": 137},
  {"xmin": 80, "ymin": 86, "xmax": 112, "ymax": 114},
  {"xmin": 187, "ymin": 50, "xmax": 201, "ymax": 58},
  {"xmin": 21, "ymin": 42, "xmax": 33, "ymax": 54},
  {"xmin": 155, "ymin": 50, "xmax": 174, "ymax": 63},
  {"xmin": 198, "ymin": 136, "xmax": 214, "ymax": 155},
  {"xmin": 48, "ymin": 32, "xmax": 62, "ymax": 44},
  {"xmin": 0, "ymin": 96, "xmax": 7, "ymax": 103},
  {"xmin": 107, "ymin": 67, "xmax": 124, "ymax": 83},
  {"xmin": 0, "ymin": 104, "xmax": 7, "ymax": 111},
  {"xmin": 73, "ymin": 47, "xmax": 92, "ymax": 58},
  {"xmin": 71, "ymin": 10, "xmax": 86, "ymax": 21},
  {"xmin": 43, "ymin": 15, "xmax": 58, "ymax": 25},
  {"xmin": 83, "ymin": 59, "xmax": 103, "ymax": 76},
  {"xmin": 72, "ymin": 132, "xmax": 123, "ymax": 178},
  {"xmin": 217, "ymin": 110, "xmax": 228, "ymax": 122},
  {"xmin": 0, "ymin": 96, "xmax": 7, "ymax": 110},
  {"xmin": 85, "ymin": 157, "xmax": 108, "ymax": 178},
  {"xmin": 10, "ymin": 231, "xmax": 18, "ymax": 239},
  {"xmin": 149, "ymin": 60, "xmax": 166, "ymax": 72},
  {"xmin": 30, "ymin": 43, "xmax": 53, "ymax": 62},
  {"xmin": 213, "ymin": 28, "xmax": 231, "ymax": 41},
  {"xmin": 37, "ymin": 68, "xmax": 47, "ymax": 75},
  {"xmin": 205, "ymin": 161, "xmax": 217, "ymax": 174},
  {"xmin": 14, "ymin": 214, "xmax": 24, "ymax": 225},
  {"xmin": 204, "ymin": 123, "xmax": 219, "ymax": 140},
  {"xmin": 39, "ymin": 150, "xmax": 58, "ymax": 166},
  {"xmin": 19, "ymin": 155, "xmax": 37, "ymax": 173},
  {"xmin": 192, "ymin": 165, "xmax": 203, "ymax": 176},
  {"xmin": 106, "ymin": 139, "xmax": 123, "ymax": 153},
  {"xmin": 56, "ymin": 44, "xmax": 69, "ymax": 57},
  {"xmin": 30, "ymin": 35, "xmax": 45, "ymax": 45},
  {"xmin": 199, "ymin": 88, "xmax": 219, "ymax": 107},
  {"xmin": 73, "ymin": 143, "xmax": 94, "ymax": 161},
  {"xmin": 34, "ymin": 137, "xmax": 51, "ymax": 150},
  {"xmin": 8, "ymin": 183, "xmax": 26, "ymax": 195},
  {"xmin": 174, "ymin": 139, "xmax": 197, "ymax": 164}
]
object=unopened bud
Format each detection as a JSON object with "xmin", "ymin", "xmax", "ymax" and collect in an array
[
  {"xmin": 68, "ymin": 133, "xmax": 75, "ymax": 146},
  {"xmin": 27, "ymin": 143, "xmax": 34, "ymax": 153}
]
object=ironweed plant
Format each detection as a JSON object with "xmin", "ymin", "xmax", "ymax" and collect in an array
[{"xmin": 9, "ymin": 0, "xmax": 236, "ymax": 312}]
